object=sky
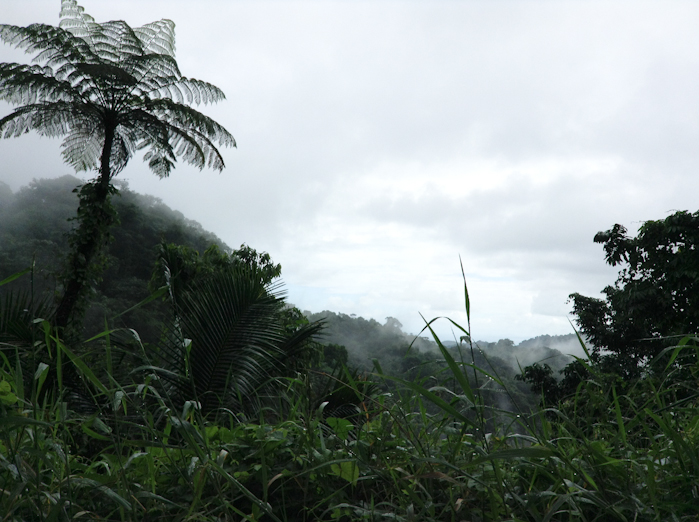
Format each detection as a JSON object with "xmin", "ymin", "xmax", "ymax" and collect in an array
[{"xmin": 2, "ymin": 0, "xmax": 699, "ymax": 344}]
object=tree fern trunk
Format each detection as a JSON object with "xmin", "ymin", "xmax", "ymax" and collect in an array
[{"xmin": 54, "ymin": 124, "xmax": 116, "ymax": 331}]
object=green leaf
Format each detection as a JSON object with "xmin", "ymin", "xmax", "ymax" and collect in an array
[
  {"xmin": 330, "ymin": 460, "xmax": 359, "ymax": 485},
  {"xmin": 110, "ymin": 285, "xmax": 167, "ymax": 320},
  {"xmin": 459, "ymin": 256, "xmax": 470, "ymax": 324},
  {"xmin": 467, "ymin": 446, "xmax": 555, "ymax": 466},
  {"xmin": 379, "ymin": 373, "xmax": 476, "ymax": 427},
  {"xmin": 0, "ymin": 415, "xmax": 50, "ymax": 428},
  {"xmin": 69, "ymin": 477, "xmax": 132, "ymax": 510},
  {"xmin": 54, "ymin": 339, "xmax": 109, "ymax": 396},
  {"xmin": 326, "ymin": 417, "xmax": 353, "ymax": 440},
  {"xmin": 81, "ymin": 423, "xmax": 111, "ymax": 441},
  {"xmin": 0, "ymin": 380, "xmax": 17, "ymax": 405},
  {"xmin": 0, "ymin": 268, "xmax": 31, "ymax": 286},
  {"xmin": 33, "ymin": 362, "xmax": 49, "ymax": 399}
]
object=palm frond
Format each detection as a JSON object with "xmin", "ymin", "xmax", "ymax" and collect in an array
[
  {"xmin": 179, "ymin": 268, "xmax": 286, "ymax": 412},
  {"xmin": 0, "ymin": 287, "xmax": 54, "ymax": 395},
  {"xmin": 151, "ymin": 266, "xmax": 322, "ymax": 416},
  {"xmin": 0, "ymin": 291, "xmax": 48, "ymax": 346}
]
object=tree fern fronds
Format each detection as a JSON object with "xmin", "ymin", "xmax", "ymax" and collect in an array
[
  {"xmin": 0, "ymin": 23, "xmax": 99, "ymax": 67},
  {"xmin": 134, "ymin": 19, "xmax": 177, "ymax": 58},
  {"xmin": 59, "ymin": 0, "xmax": 99, "ymax": 43}
]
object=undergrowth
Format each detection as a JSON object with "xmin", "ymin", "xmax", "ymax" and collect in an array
[{"xmin": 1, "ymin": 271, "xmax": 698, "ymax": 521}]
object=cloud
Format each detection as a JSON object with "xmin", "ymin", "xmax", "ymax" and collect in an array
[{"xmin": 3, "ymin": 1, "xmax": 699, "ymax": 342}]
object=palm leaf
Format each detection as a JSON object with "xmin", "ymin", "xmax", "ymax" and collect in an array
[{"xmin": 151, "ymin": 266, "xmax": 322, "ymax": 416}]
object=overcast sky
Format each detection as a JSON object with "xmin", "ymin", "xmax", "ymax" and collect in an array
[{"xmin": 2, "ymin": 1, "xmax": 698, "ymax": 344}]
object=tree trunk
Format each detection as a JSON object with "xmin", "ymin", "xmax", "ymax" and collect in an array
[{"xmin": 54, "ymin": 124, "xmax": 116, "ymax": 331}]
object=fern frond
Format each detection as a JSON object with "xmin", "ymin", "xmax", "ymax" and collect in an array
[
  {"xmin": 149, "ymin": 98, "xmax": 234, "ymax": 144},
  {"xmin": 134, "ymin": 19, "xmax": 177, "ymax": 58},
  {"xmin": 59, "ymin": 0, "xmax": 99, "ymax": 42},
  {"xmin": 2, "ymin": 0, "xmax": 233, "ymax": 180},
  {"xmin": 61, "ymin": 125, "xmax": 103, "ymax": 171},
  {"xmin": 0, "ymin": 102, "xmax": 83, "ymax": 138},
  {"xmin": 0, "ymin": 63, "xmax": 79, "ymax": 105},
  {"xmin": 123, "ymin": 54, "xmax": 181, "ymax": 89}
]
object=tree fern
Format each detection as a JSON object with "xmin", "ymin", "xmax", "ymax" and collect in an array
[{"xmin": 0, "ymin": 0, "xmax": 235, "ymax": 331}]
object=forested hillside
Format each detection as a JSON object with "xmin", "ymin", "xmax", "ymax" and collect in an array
[
  {"xmin": 0, "ymin": 175, "xmax": 226, "ymax": 341},
  {"xmin": 3, "ymin": 174, "xmax": 699, "ymax": 521},
  {"xmin": 0, "ymin": 176, "xmax": 560, "ymax": 419},
  {"xmin": 307, "ymin": 308, "xmax": 573, "ymax": 382}
]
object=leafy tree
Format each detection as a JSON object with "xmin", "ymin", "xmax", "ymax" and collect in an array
[
  {"xmin": 515, "ymin": 360, "xmax": 591, "ymax": 408},
  {"xmin": 0, "ymin": 0, "xmax": 235, "ymax": 332},
  {"xmin": 320, "ymin": 343, "xmax": 349, "ymax": 370},
  {"xmin": 569, "ymin": 210, "xmax": 699, "ymax": 377},
  {"xmin": 149, "ymin": 242, "xmax": 281, "ymax": 304}
]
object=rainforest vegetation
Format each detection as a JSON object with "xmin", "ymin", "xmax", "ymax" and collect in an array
[{"xmin": 1, "ymin": 2, "xmax": 699, "ymax": 521}]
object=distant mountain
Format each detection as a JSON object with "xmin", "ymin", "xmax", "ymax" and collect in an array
[
  {"xmin": 305, "ymin": 309, "xmax": 579, "ymax": 379},
  {"xmin": 474, "ymin": 335, "xmax": 579, "ymax": 374},
  {"xmin": 304, "ymin": 311, "xmax": 437, "ymax": 373}
]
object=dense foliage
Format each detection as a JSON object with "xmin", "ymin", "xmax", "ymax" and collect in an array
[
  {"xmin": 519, "ymin": 211, "xmax": 699, "ymax": 413},
  {"xmin": 2, "ymin": 176, "xmax": 699, "ymax": 519},
  {"xmin": 2, "ymin": 267, "xmax": 699, "ymax": 521},
  {"xmin": 0, "ymin": 175, "xmax": 225, "ymax": 341},
  {"xmin": 569, "ymin": 210, "xmax": 699, "ymax": 378}
]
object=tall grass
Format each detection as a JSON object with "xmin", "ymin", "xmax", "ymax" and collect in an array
[{"xmin": 1, "ymin": 270, "xmax": 698, "ymax": 521}]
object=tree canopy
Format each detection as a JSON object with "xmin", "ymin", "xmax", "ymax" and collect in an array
[
  {"xmin": 0, "ymin": 175, "xmax": 227, "ymax": 341},
  {"xmin": 570, "ymin": 210, "xmax": 699, "ymax": 377}
]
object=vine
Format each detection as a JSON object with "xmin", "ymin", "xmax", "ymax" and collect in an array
[{"xmin": 54, "ymin": 180, "xmax": 119, "ymax": 334}]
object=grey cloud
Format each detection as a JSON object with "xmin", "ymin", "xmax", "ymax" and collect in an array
[{"xmin": 3, "ymin": 1, "xmax": 699, "ymax": 343}]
